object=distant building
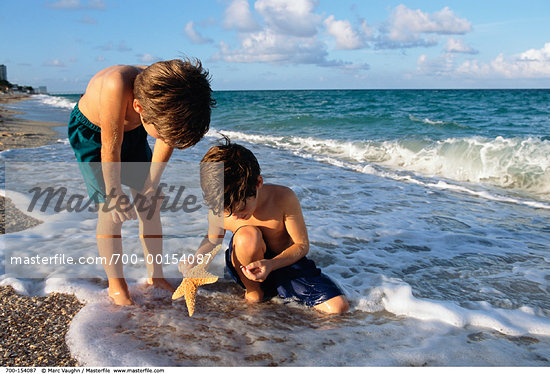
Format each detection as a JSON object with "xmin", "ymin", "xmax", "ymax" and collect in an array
[
  {"xmin": 36, "ymin": 86, "xmax": 48, "ymax": 94},
  {"xmin": 0, "ymin": 65, "xmax": 6, "ymax": 81}
]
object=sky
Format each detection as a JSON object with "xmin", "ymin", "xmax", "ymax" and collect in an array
[{"xmin": 2, "ymin": 0, "xmax": 550, "ymax": 92}]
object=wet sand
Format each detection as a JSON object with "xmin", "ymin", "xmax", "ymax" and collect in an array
[{"xmin": 0, "ymin": 94, "xmax": 62, "ymax": 151}]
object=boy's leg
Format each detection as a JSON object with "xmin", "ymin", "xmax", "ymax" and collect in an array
[
  {"xmin": 231, "ymin": 226, "xmax": 267, "ymax": 303},
  {"xmin": 313, "ymin": 295, "xmax": 350, "ymax": 314},
  {"xmin": 131, "ymin": 188, "xmax": 175, "ymax": 292},
  {"xmin": 96, "ymin": 203, "xmax": 133, "ymax": 306}
]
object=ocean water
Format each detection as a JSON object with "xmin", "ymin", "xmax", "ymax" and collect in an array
[{"xmin": 1, "ymin": 90, "xmax": 550, "ymax": 366}]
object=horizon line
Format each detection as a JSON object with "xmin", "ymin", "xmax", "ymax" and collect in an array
[{"xmin": 47, "ymin": 87, "xmax": 550, "ymax": 95}]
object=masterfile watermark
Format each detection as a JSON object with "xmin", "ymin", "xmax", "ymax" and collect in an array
[
  {"xmin": 3, "ymin": 161, "xmax": 224, "ymax": 279},
  {"xmin": 10, "ymin": 252, "xmax": 214, "ymax": 267},
  {"xmin": 27, "ymin": 183, "xmax": 202, "ymax": 219}
]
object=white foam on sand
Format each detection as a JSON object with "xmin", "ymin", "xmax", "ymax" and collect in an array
[
  {"xmin": 374, "ymin": 278, "xmax": 550, "ymax": 336},
  {"xmin": 64, "ymin": 281, "xmax": 180, "ymax": 367}
]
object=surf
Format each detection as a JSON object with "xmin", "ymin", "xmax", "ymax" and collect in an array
[{"xmin": 211, "ymin": 129, "xmax": 550, "ymax": 200}]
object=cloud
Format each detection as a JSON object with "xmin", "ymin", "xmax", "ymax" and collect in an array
[
  {"xmin": 97, "ymin": 41, "xmax": 132, "ymax": 52},
  {"xmin": 520, "ymin": 42, "xmax": 550, "ymax": 62},
  {"xmin": 211, "ymin": 2, "xmax": 474, "ymax": 72},
  {"xmin": 388, "ymin": 5, "xmax": 471, "ymax": 38},
  {"xmin": 255, "ymin": 0, "xmax": 321, "ymax": 37},
  {"xmin": 223, "ymin": 0, "xmax": 260, "ymax": 32},
  {"xmin": 79, "ymin": 15, "xmax": 97, "ymax": 24},
  {"xmin": 419, "ymin": 43, "xmax": 550, "ymax": 79},
  {"xmin": 117, "ymin": 41, "xmax": 132, "ymax": 52},
  {"xmin": 417, "ymin": 53, "xmax": 455, "ymax": 75},
  {"xmin": 457, "ymin": 43, "xmax": 550, "ymax": 78},
  {"xmin": 360, "ymin": 19, "xmax": 374, "ymax": 39},
  {"xmin": 184, "ymin": 22, "xmax": 213, "ymax": 44},
  {"xmin": 375, "ymin": 5, "xmax": 472, "ymax": 49},
  {"xmin": 46, "ymin": 0, "xmax": 80, "ymax": 9},
  {"xmin": 214, "ymin": 29, "xmax": 363, "ymax": 70},
  {"xmin": 324, "ymin": 15, "xmax": 365, "ymax": 50},
  {"xmin": 45, "ymin": 0, "xmax": 105, "ymax": 10},
  {"xmin": 43, "ymin": 59, "xmax": 66, "ymax": 67},
  {"xmin": 445, "ymin": 38, "xmax": 478, "ymax": 54},
  {"xmin": 86, "ymin": 0, "xmax": 105, "ymax": 9},
  {"xmin": 98, "ymin": 42, "xmax": 113, "ymax": 51},
  {"xmin": 215, "ymin": 0, "xmax": 364, "ymax": 70},
  {"xmin": 138, "ymin": 53, "xmax": 162, "ymax": 64},
  {"xmin": 214, "ymin": 30, "xmax": 324, "ymax": 64}
]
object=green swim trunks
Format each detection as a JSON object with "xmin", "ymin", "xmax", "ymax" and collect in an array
[{"xmin": 68, "ymin": 103, "xmax": 153, "ymax": 203}]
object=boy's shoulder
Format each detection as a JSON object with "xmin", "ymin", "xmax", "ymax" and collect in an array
[
  {"xmin": 87, "ymin": 65, "xmax": 145, "ymax": 92},
  {"xmin": 264, "ymin": 183, "xmax": 293, "ymax": 194},
  {"xmin": 263, "ymin": 184, "xmax": 299, "ymax": 203}
]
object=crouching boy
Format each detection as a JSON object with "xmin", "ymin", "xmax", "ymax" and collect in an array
[{"xmin": 188, "ymin": 139, "xmax": 349, "ymax": 314}]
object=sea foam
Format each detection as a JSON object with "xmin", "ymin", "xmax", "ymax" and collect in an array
[
  {"xmin": 34, "ymin": 94, "xmax": 77, "ymax": 110},
  {"xmin": 211, "ymin": 129, "xmax": 550, "ymax": 201}
]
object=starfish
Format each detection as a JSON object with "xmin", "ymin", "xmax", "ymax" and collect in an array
[{"xmin": 172, "ymin": 244, "xmax": 222, "ymax": 316}]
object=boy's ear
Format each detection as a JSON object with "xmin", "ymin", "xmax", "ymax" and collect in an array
[
  {"xmin": 257, "ymin": 175, "xmax": 263, "ymax": 189},
  {"xmin": 133, "ymin": 99, "xmax": 143, "ymax": 113}
]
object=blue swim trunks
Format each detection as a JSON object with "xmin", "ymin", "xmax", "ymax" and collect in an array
[
  {"xmin": 225, "ymin": 233, "xmax": 344, "ymax": 307},
  {"xmin": 68, "ymin": 103, "xmax": 153, "ymax": 203}
]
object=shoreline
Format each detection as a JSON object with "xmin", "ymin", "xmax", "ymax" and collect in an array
[
  {"xmin": 0, "ymin": 94, "xmax": 84, "ymax": 367},
  {"xmin": 0, "ymin": 94, "xmax": 66, "ymax": 234},
  {"xmin": 0, "ymin": 94, "xmax": 64, "ymax": 151}
]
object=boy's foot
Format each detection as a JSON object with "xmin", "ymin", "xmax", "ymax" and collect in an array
[
  {"xmin": 146, "ymin": 277, "xmax": 176, "ymax": 292},
  {"xmin": 107, "ymin": 277, "xmax": 134, "ymax": 306},
  {"xmin": 245, "ymin": 289, "xmax": 263, "ymax": 303},
  {"xmin": 108, "ymin": 289, "xmax": 134, "ymax": 306}
]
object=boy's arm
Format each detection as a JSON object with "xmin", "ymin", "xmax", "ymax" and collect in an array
[
  {"xmin": 98, "ymin": 70, "xmax": 132, "ymax": 163},
  {"xmin": 179, "ymin": 210, "xmax": 226, "ymax": 275},
  {"xmin": 242, "ymin": 189, "xmax": 309, "ymax": 281},
  {"xmin": 141, "ymin": 139, "xmax": 174, "ymax": 197},
  {"xmin": 98, "ymin": 72, "xmax": 136, "ymax": 222}
]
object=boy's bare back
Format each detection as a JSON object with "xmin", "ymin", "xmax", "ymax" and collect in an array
[{"xmin": 78, "ymin": 65, "xmax": 146, "ymax": 133}]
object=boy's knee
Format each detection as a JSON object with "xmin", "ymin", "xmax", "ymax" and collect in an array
[
  {"xmin": 233, "ymin": 226, "xmax": 266, "ymax": 256},
  {"xmin": 332, "ymin": 296, "xmax": 350, "ymax": 314},
  {"xmin": 315, "ymin": 295, "xmax": 350, "ymax": 314}
]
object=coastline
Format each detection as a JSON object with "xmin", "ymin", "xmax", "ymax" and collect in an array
[
  {"xmin": 0, "ymin": 94, "xmax": 63, "ymax": 151},
  {"xmin": 0, "ymin": 94, "xmax": 84, "ymax": 367}
]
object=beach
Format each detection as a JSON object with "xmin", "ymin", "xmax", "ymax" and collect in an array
[
  {"xmin": 0, "ymin": 95, "xmax": 62, "ymax": 151},
  {"xmin": 0, "ymin": 94, "xmax": 83, "ymax": 367},
  {"xmin": 0, "ymin": 90, "xmax": 549, "ymax": 366}
]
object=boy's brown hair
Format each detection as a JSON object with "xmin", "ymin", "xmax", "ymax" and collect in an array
[
  {"xmin": 134, "ymin": 58, "xmax": 215, "ymax": 149},
  {"xmin": 200, "ymin": 137, "xmax": 261, "ymax": 216}
]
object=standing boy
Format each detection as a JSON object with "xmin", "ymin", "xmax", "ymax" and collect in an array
[
  {"xmin": 184, "ymin": 139, "xmax": 349, "ymax": 314},
  {"xmin": 68, "ymin": 59, "xmax": 215, "ymax": 305}
]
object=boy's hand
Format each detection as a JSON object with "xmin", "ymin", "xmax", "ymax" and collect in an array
[
  {"xmin": 178, "ymin": 260, "xmax": 194, "ymax": 277},
  {"xmin": 111, "ymin": 193, "xmax": 137, "ymax": 223},
  {"xmin": 138, "ymin": 184, "xmax": 165, "ymax": 211},
  {"xmin": 241, "ymin": 260, "xmax": 272, "ymax": 282}
]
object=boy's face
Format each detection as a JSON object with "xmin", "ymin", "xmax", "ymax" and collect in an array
[
  {"xmin": 226, "ymin": 195, "xmax": 258, "ymax": 220},
  {"xmin": 142, "ymin": 121, "xmax": 161, "ymax": 139},
  {"xmin": 134, "ymin": 99, "xmax": 162, "ymax": 140},
  {"xmin": 225, "ymin": 176, "xmax": 263, "ymax": 220}
]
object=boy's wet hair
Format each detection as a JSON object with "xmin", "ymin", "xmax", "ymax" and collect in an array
[
  {"xmin": 200, "ymin": 136, "xmax": 261, "ymax": 216},
  {"xmin": 134, "ymin": 58, "xmax": 215, "ymax": 149}
]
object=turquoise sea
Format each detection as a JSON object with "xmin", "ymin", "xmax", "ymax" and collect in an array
[{"xmin": 1, "ymin": 90, "xmax": 549, "ymax": 366}]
